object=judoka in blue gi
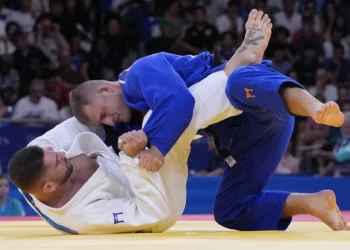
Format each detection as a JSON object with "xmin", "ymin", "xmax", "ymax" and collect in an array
[{"xmin": 69, "ymin": 9, "xmax": 349, "ymax": 231}]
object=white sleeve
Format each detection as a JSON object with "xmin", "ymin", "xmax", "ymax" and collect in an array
[
  {"xmin": 75, "ymin": 154, "xmax": 170, "ymax": 234},
  {"xmin": 28, "ymin": 117, "xmax": 105, "ymax": 151}
]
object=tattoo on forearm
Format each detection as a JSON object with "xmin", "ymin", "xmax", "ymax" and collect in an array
[{"xmin": 238, "ymin": 24, "xmax": 265, "ymax": 53}]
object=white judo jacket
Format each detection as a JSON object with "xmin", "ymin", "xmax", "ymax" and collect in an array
[{"xmin": 22, "ymin": 71, "xmax": 242, "ymax": 234}]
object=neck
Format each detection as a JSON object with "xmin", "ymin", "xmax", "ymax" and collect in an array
[{"xmin": 29, "ymin": 96, "xmax": 40, "ymax": 104}]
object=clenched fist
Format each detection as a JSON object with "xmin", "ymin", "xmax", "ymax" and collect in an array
[{"xmin": 118, "ymin": 130, "xmax": 148, "ymax": 157}]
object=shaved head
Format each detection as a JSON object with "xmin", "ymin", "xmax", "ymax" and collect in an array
[{"xmin": 70, "ymin": 80, "xmax": 132, "ymax": 126}]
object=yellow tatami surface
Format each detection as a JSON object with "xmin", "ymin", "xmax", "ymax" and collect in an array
[{"xmin": 1, "ymin": 221, "xmax": 350, "ymax": 250}]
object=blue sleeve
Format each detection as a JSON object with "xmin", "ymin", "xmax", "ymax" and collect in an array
[{"xmin": 124, "ymin": 54, "xmax": 195, "ymax": 156}]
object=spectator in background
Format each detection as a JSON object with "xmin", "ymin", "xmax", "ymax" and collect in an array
[
  {"xmin": 102, "ymin": 68, "xmax": 116, "ymax": 81},
  {"xmin": 270, "ymin": 44, "xmax": 292, "ymax": 75},
  {"xmin": 336, "ymin": 87, "xmax": 349, "ymax": 108},
  {"xmin": 321, "ymin": 1, "xmax": 337, "ymax": 40},
  {"xmin": 341, "ymin": 100, "xmax": 350, "ymax": 112},
  {"xmin": 182, "ymin": 6, "xmax": 219, "ymax": 54},
  {"xmin": 297, "ymin": 94, "xmax": 329, "ymax": 162},
  {"xmin": 75, "ymin": 7, "xmax": 96, "ymax": 55},
  {"xmin": 265, "ymin": 26, "xmax": 295, "ymax": 61},
  {"xmin": 31, "ymin": 0, "xmax": 50, "ymax": 18},
  {"xmin": 111, "ymin": 0, "xmax": 128, "ymax": 13},
  {"xmin": 0, "ymin": 174, "xmax": 25, "ymax": 216},
  {"xmin": 274, "ymin": 0, "xmax": 302, "ymax": 36},
  {"xmin": 0, "ymin": 21, "xmax": 19, "ymax": 55},
  {"xmin": 103, "ymin": 17, "xmax": 129, "ymax": 71},
  {"xmin": 323, "ymin": 29, "xmax": 349, "ymax": 60},
  {"xmin": 332, "ymin": 113, "xmax": 350, "ymax": 177},
  {"xmin": 12, "ymin": 79, "xmax": 60, "ymax": 122},
  {"xmin": 219, "ymin": 31, "xmax": 237, "ymax": 61},
  {"xmin": 56, "ymin": 49, "xmax": 84, "ymax": 90},
  {"xmin": 292, "ymin": 16, "xmax": 323, "ymax": 59},
  {"xmin": 293, "ymin": 44, "xmax": 320, "ymax": 86},
  {"xmin": 314, "ymin": 112, "xmax": 350, "ymax": 177},
  {"xmin": 275, "ymin": 142, "xmax": 300, "ymax": 174},
  {"xmin": 325, "ymin": 44, "xmax": 350, "ymax": 85},
  {"xmin": 27, "ymin": 13, "xmax": 69, "ymax": 69},
  {"xmin": 61, "ymin": 0, "xmax": 80, "ymax": 44},
  {"xmin": 0, "ymin": 55, "xmax": 20, "ymax": 106},
  {"xmin": 199, "ymin": 0, "xmax": 223, "ymax": 25},
  {"xmin": 0, "ymin": 0, "xmax": 14, "ymax": 40},
  {"xmin": 287, "ymin": 69, "xmax": 298, "ymax": 81},
  {"xmin": 45, "ymin": 70, "xmax": 71, "ymax": 122},
  {"xmin": 159, "ymin": 1, "xmax": 185, "ymax": 51},
  {"xmin": 308, "ymin": 67, "xmax": 337, "ymax": 102},
  {"xmin": 45, "ymin": 70, "xmax": 68, "ymax": 107},
  {"xmin": 10, "ymin": 0, "xmax": 35, "ymax": 34},
  {"xmin": 216, "ymin": 0, "xmax": 244, "ymax": 39},
  {"xmin": 49, "ymin": 0, "xmax": 64, "ymax": 30},
  {"xmin": 12, "ymin": 31, "xmax": 50, "ymax": 91},
  {"xmin": 300, "ymin": 0, "xmax": 321, "ymax": 32},
  {"xmin": 332, "ymin": 15, "xmax": 348, "ymax": 40},
  {"xmin": 254, "ymin": 0, "xmax": 275, "ymax": 24},
  {"xmin": 81, "ymin": 38, "xmax": 116, "ymax": 80}
]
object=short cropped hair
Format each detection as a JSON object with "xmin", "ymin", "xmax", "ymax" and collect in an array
[
  {"xmin": 8, "ymin": 146, "xmax": 45, "ymax": 192},
  {"xmin": 69, "ymin": 81, "xmax": 101, "ymax": 124}
]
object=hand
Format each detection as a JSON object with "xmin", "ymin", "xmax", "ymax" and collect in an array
[
  {"xmin": 137, "ymin": 146, "xmax": 165, "ymax": 172},
  {"xmin": 118, "ymin": 130, "xmax": 148, "ymax": 157}
]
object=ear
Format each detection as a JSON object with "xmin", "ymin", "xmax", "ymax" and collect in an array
[
  {"xmin": 43, "ymin": 182, "xmax": 57, "ymax": 194},
  {"xmin": 98, "ymin": 86, "xmax": 116, "ymax": 95}
]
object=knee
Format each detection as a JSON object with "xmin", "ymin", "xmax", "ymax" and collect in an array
[{"xmin": 213, "ymin": 202, "xmax": 240, "ymax": 230}]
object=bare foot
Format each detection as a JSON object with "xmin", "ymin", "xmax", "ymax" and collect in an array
[
  {"xmin": 237, "ymin": 9, "xmax": 272, "ymax": 64},
  {"xmin": 313, "ymin": 101, "xmax": 344, "ymax": 127},
  {"xmin": 308, "ymin": 190, "xmax": 349, "ymax": 231},
  {"xmin": 223, "ymin": 9, "xmax": 272, "ymax": 75}
]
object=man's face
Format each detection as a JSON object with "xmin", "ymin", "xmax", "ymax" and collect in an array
[
  {"xmin": 304, "ymin": 48, "xmax": 316, "ymax": 60},
  {"xmin": 194, "ymin": 9, "xmax": 206, "ymax": 25},
  {"xmin": 274, "ymin": 49, "xmax": 284, "ymax": 61},
  {"xmin": 14, "ymin": 36, "xmax": 27, "ymax": 51},
  {"xmin": 0, "ymin": 178, "xmax": 9, "ymax": 199},
  {"xmin": 30, "ymin": 83, "xmax": 45, "ymax": 103},
  {"xmin": 339, "ymin": 88, "xmax": 349, "ymax": 100},
  {"xmin": 40, "ymin": 149, "xmax": 73, "ymax": 193},
  {"xmin": 84, "ymin": 87, "xmax": 132, "ymax": 126}
]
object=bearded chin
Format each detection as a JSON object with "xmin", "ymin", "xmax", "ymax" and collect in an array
[{"xmin": 60, "ymin": 160, "xmax": 74, "ymax": 185}]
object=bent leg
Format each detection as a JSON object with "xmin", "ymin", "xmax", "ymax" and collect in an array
[
  {"xmin": 213, "ymin": 113, "xmax": 294, "ymax": 231},
  {"xmin": 226, "ymin": 64, "xmax": 344, "ymax": 127}
]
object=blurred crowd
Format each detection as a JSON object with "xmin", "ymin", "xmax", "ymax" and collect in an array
[{"xmin": 0, "ymin": 0, "xmax": 350, "ymax": 180}]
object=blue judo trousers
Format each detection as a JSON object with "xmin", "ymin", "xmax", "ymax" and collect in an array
[{"xmin": 209, "ymin": 63, "xmax": 305, "ymax": 231}]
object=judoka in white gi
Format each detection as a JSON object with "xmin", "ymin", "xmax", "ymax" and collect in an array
[{"xmin": 8, "ymin": 70, "xmax": 242, "ymax": 235}]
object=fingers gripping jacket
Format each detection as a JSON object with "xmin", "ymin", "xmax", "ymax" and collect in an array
[{"xmin": 118, "ymin": 138, "xmax": 143, "ymax": 165}]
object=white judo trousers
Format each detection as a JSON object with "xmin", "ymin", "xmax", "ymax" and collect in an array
[{"xmin": 24, "ymin": 70, "xmax": 242, "ymax": 234}]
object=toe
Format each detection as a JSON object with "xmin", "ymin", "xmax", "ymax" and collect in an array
[
  {"xmin": 257, "ymin": 10, "xmax": 264, "ymax": 20},
  {"xmin": 265, "ymin": 18, "xmax": 272, "ymax": 27},
  {"xmin": 266, "ymin": 23, "xmax": 273, "ymax": 31},
  {"xmin": 262, "ymin": 14, "xmax": 269, "ymax": 22},
  {"xmin": 249, "ymin": 9, "xmax": 258, "ymax": 19}
]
